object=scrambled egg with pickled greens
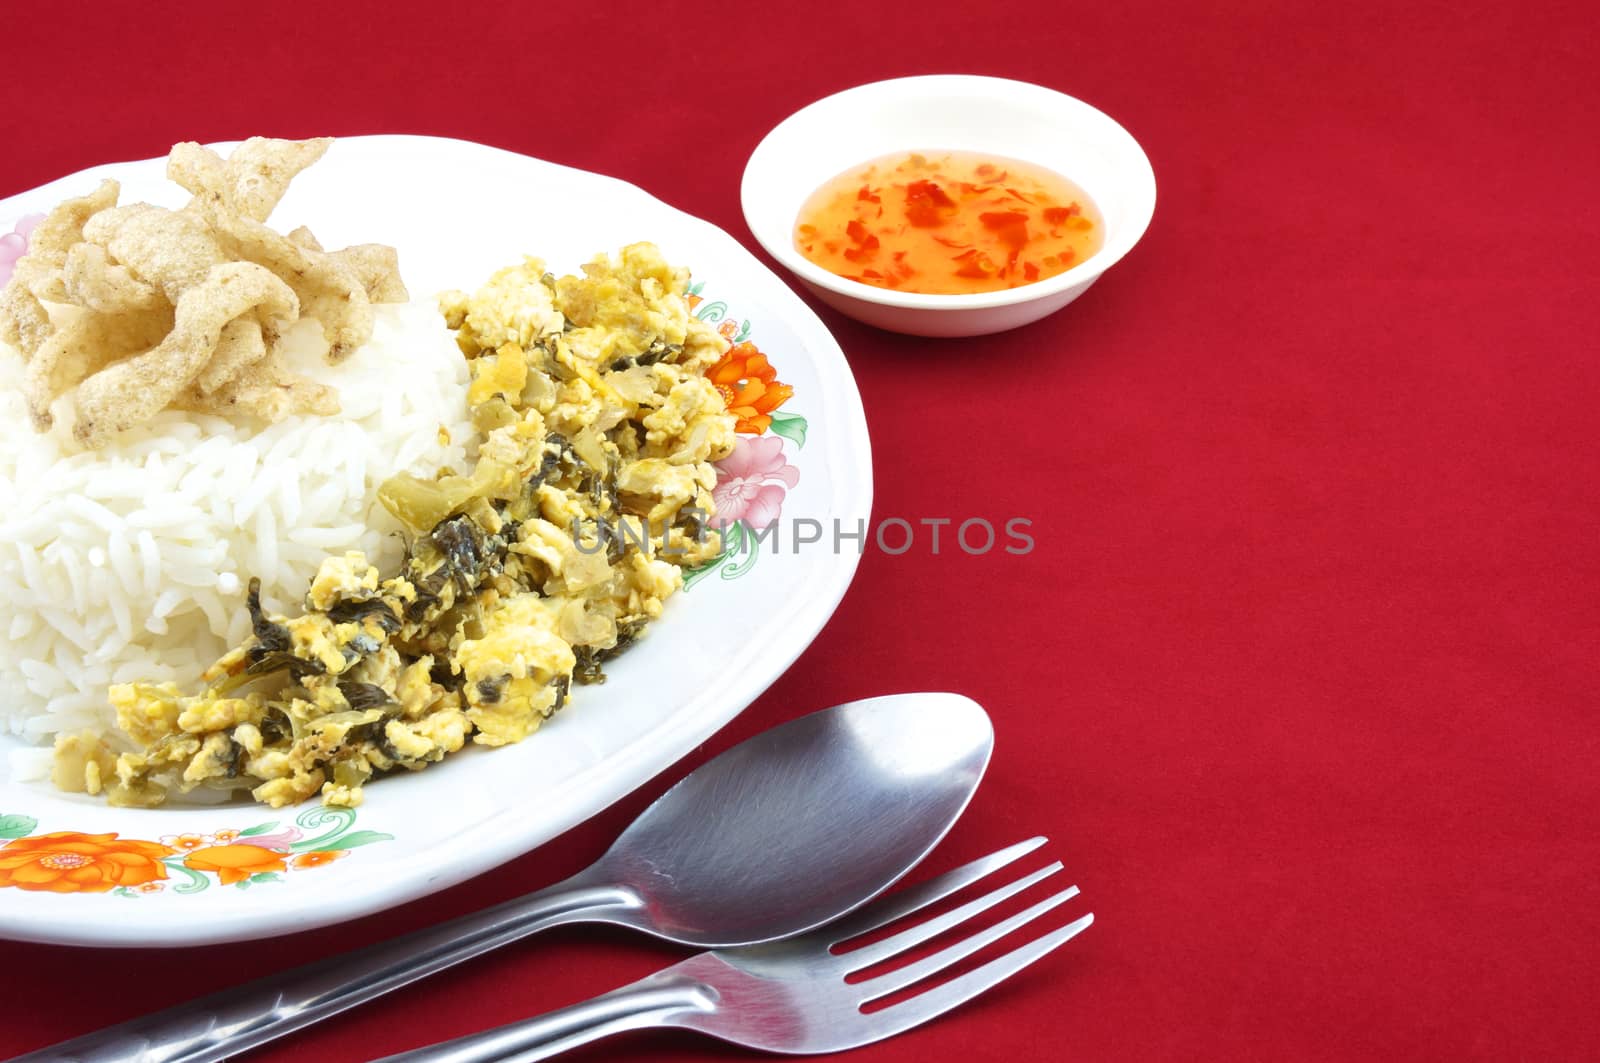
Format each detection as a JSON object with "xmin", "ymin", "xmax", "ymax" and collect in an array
[{"xmin": 53, "ymin": 243, "xmax": 736, "ymax": 808}]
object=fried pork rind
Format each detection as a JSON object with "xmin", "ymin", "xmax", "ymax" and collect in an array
[
  {"xmin": 82, "ymin": 203, "xmax": 228, "ymax": 301},
  {"xmin": 287, "ymin": 225, "xmax": 323, "ymax": 251},
  {"xmin": 334, "ymin": 243, "xmax": 409, "ymax": 303},
  {"xmin": 193, "ymin": 315, "xmax": 268, "ymax": 395},
  {"xmin": 72, "ymin": 262, "xmax": 299, "ymax": 448},
  {"xmin": 197, "ymin": 200, "xmax": 376, "ymax": 362},
  {"xmin": 24, "ymin": 306, "xmax": 175, "ymax": 429},
  {"xmin": 0, "ymin": 180, "xmax": 120, "ymax": 358},
  {"xmin": 0, "ymin": 137, "xmax": 408, "ymax": 447},
  {"xmin": 177, "ymin": 346, "xmax": 339, "ymax": 422},
  {"xmin": 169, "ymin": 136, "xmax": 332, "ymax": 222},
  {"xmin": 60, "ymin": 242, "xmax": 164, "ymax": 313},
  {"xmin": 175, "ymin": 137, "xmax": 401, "ymax": 361}
]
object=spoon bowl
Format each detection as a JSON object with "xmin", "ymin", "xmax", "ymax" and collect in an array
[{"xmin": 587, "ymin": 691, "xmax": 993, "ymax": 945}]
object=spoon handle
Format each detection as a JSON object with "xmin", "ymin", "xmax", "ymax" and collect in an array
[
  {"xmin": 369, "ymin": 970, "xmax": 714, "ymax": 1063},
  {"xmin": 14, "ymin": 876, "xmax": 640, "ymax": 1063}
]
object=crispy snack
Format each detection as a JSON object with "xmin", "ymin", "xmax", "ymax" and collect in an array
[
  {"xmin": 177, "ymin": 347, "xmax": 339, "ymax": 421},
  {"xmin": 0, "ymin": 180, "xmax": 120, "ymax": 358},
  {"xmin": 0, "ymin": 137, "xmax": 406, "ymax": 447},
  {"xmin": 169, "ymin": 136, "xmax": 331, "ymax": 222},
  {"xmin": 197, "ymin": 200, "xmax": 375, "ymax": 362},
  {"xmin": 60, "ymin": 243, "xmax": 164, "ymax": 313},
  {"xmin": 73, "ymin": 262, "xmax": 298, "ymax": 448},
  {"xmin": 193, "ymin": 315, "xmax": 268, "ymax": 395},
  {"xmin": 83, "ymin": 203, "xmax": 228, "ymax": 301},
  {"xmin": 23, "ymin": 306, "xmax": 176, "ymax": 428},
  {"xmin": 334, "ymin": 243, "xmax": 410, "ymax": 303}
]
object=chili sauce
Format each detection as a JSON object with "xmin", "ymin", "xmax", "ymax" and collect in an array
[{"xmin": 794, "ymin": 151, "xmax": 1104, "ymax": 295}]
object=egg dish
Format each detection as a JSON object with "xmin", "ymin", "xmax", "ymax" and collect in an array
[{"xmin": 51, "ymin": 242, "xmax": 738, "ymax": 808}]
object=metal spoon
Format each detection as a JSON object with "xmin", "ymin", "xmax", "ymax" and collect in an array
[{"xmin": 24, "ymin": 691, "xmax": 993, "ymax": 1063}]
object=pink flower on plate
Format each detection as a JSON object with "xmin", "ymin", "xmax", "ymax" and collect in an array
[
  {"xmin": 0, "ymin": 214, "xmax": 44, "ymax": 287},
  {"xmin": 712, "ymin": 435, "xmax": 799, "ymax": 531},
  {"xmin": 228, "ymin": 826, "xmax": 304, "ymax": 853}
]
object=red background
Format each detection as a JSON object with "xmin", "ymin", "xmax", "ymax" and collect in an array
[{"xmin": 2, "ymin": 1, "xmax": 1597, "ymax": 1059}]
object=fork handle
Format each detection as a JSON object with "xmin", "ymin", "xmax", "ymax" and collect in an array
[
  {"xmin": 14, "ymin": 876, "xmax": 640, "ymax": 1063},
  {"xmin": 371, "ymin": 971, "xmax": 715, "ymax": 1063}
]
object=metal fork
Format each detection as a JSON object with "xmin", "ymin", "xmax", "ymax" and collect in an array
[{"xmin": 376, "ymin": 837, "xmax": 1091, "ymax": 1062}]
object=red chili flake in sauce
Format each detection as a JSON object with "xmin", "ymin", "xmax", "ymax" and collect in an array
[
  {"xmin": 979, "ymin": 211, "xmax": 1030, "ymax": 251},
  {"xmin": 793, "ymin": 151, "xmax": 1103, "ymax": 294}
]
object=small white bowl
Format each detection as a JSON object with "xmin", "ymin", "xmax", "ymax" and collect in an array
[{"xmin": 741, "ymin": 75, "xmax": 1156, "ymax": 338}]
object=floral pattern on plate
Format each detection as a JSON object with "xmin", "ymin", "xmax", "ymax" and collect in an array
[
  {"xmin": 0, "ymin": 807, "xmax": 392, "ymax": 896},
  {"xmin": 688, "ymin": 288, "xmax": 807, "ymax": 587},
  {"xmin": 0, "ymin": 214, "xmax": 43, "ymax": 287}
]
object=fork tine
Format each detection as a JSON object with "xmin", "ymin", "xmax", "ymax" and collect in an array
[
  {"xmin": 841, "ymin": 862, "xmax": 1064, "ymax": 971},
  {"xmin": 858, "ymin": 884, "xmax": 1080, "ymax": 1001},
  {"xmin": 868, "ymin": 911, "xmax": 1095, "ymax": 1035},
  {"xmin": 822, "ymin": 837, "xmax": 1049, "ymax": 945}
]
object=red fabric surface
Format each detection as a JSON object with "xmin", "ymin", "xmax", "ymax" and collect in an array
[{"xmin": 2, "ymin": 1, "xmax": 1597, "ymax": 1059}]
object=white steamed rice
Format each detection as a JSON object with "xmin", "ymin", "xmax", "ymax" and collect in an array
[{"xmin": 0, "ymin": 300, "xmax": 476, "ymax": 759}]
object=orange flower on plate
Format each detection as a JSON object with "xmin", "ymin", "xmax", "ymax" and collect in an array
[
  {"xmin": 707, "ymin": 343, "xmax": 794, "ymax": 435},
  {"xmin": 183, "ymin": 844, "xmax": 286, "ymax": 886},
  {"xmin": 290, "ymin": 850, "xmax": 347, "ymax": 870},
  {"xmin": 0, "ymin": 832, "xmax": 175, "ymax": 894}
]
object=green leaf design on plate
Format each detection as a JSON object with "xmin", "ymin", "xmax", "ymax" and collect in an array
[
  {"xmin": 239, "ymin": 821, "xmax": 280, "ymax": 837},
  {"xmin": 290, "ymin": 805, "xmax": 356, "ymax": 851},
  {"xmin": 687, "ymin": 280, "xmax": 705, "ymax": 297},
  {"xmin": 307, "ymin": 830, "xmax": 393, "ymax": 852},
  {"xmin": 695, "ymin": 300, "xmax": 729, "ymax": 324},
  {"xmin": 682, "ymin": 522, "xmax": 736, "ymax": 590},
  {"xmin": 681, "ymin": 519, "xmax": 775, "ymax": 587},
  {"xmin": 681, "ymin": 553, "xmax": 726, "ymax": 590},
  {"xmin": 250, "ymin": 872, "xmax": 283, "ymax": 884},
  {"xmin": 720, "ymin": 521, "xmax": 762, "ymax": 581},
  {"xmin": 114, "ymin": 886, "xmax": 138, "ymax": 899},
  {"xmin": 733, "ymin": 319, "xmax": 752, "ymax": 344},
  {"xmin": 163, "ymin": 861, "xmax": 211, "ymax": 895},
  {"xmin": 0, "ymin": 813, "xmax": 38, "ymax": 840},
  {"xmin": 767, "ymin": 412, "xmax": 808, "ymax": 449}
]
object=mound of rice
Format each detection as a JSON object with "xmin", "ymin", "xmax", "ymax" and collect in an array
[{"xmin": 0, "ymin": 300, "xmax": 476, "ymax": 751}]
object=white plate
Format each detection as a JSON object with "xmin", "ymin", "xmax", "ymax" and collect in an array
[{"xmin": 0, "ymin": 135, "xmax": 872, "ymax": 946}]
